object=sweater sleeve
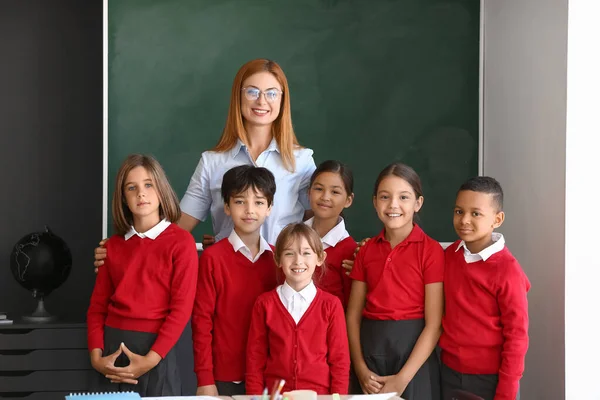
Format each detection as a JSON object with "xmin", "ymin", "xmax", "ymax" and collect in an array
[
  {"xmin": 87, "ymin": 251, "xmax": 114, "ymax": 352},
  {"xmin": 150, "ymin": 233, "xmax": 199, "ymax": 358},
  {"xmin": 245, "ymin": 297, "xmax": 269, "ymax": 395},
  {"xmin": 327, "ymin": 298, "xmax": 351, "ymax": 394},
  {"xmin": 494, "ymin": 261, "xmax": 531, "ymax": 400},
  {"xmin": 192, "ymin": 251, "xmax": 218, "ymax": 386}
]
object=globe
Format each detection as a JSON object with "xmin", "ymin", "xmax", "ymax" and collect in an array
[{"xmin": 10, "ymin": 226, "xmax": 72, "ymax": 322}]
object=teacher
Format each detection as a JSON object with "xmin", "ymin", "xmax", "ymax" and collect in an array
[
  {"xmin": 93, "ymin": 59, "xmax": 315, "ymax": 269},
  {"xmin": 177, "ymin": 58, "xmax": 315, "ymax": 245}
]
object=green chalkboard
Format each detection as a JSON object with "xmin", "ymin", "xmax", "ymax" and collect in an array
[{"xmin": 108, "ymin": 0, "xmax": 480, "ymax": 242}]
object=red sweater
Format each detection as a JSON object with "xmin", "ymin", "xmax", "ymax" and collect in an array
[
  {"xmin": 246, "ymin": 288, "xmax": 350, "ymax": 395},
  {"xmin": 192, "ymin": 239, "xmax": 278, "ymax": 386},
  {"xmin": 316, "ymin": 236, "xmax": 356, "ymax": 308},
  {"xmin": 87, "ymin": 224, "xmax": 198, "ymax": 358},
  {"xmin": 440, "ymin": 241, "xmax": 530, "ymax": 400}
]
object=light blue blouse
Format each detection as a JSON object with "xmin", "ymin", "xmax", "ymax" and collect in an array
[{"xmin": 180, "ymin": 139, "xmax": 316, "ymax": 244}]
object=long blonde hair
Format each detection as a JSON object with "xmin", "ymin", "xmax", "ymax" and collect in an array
[
  {"xmin": 112, "ymin": 154, "xmax": 181, "ymax": 236},
  {"xmin": 213, "ymin": 59, "xmax": 300, "ymax": 172}
]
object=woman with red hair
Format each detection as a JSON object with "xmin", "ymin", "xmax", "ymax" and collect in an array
[{"xmin": 178, "ymin": 58, "xmax": 316, "ymax": 246}]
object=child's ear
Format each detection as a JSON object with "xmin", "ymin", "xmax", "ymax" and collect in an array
[
  {"xmin": 414, "ymin": 196, "xmax": 424, "ymax": 213},
  {"xmin": 224, "ymin": 202, "xmax": 231, "ymax": 216},
  {"xmin": 266, "ymin": 203, "xmax": 273, "ymax": 217},
  {"xmin": 317, "ymin": 251, "xmax": 327, "ymax": 267},
  {"xmin": 493, "ymin": 211, "xmax": 505, "ymax": 228},
  {"xmin": 344, "ymin": 193, "xmax": 354, "ymax": 209}
]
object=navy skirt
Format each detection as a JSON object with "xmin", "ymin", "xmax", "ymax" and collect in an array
[
  {"xmin": 89, "ymin": 326, "xmax": 182, "ymax": 397},
  {"xmin": 351, "ymin": 318, "xmax": 441, "ymax": 400}
]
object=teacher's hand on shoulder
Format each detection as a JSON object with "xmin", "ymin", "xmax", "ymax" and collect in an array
[
  {"xmin": 93, "ymin": 239, "xmax": 108, "ymax": 274},
  {"xmin": 341, "ymin": 237, "xmax": 370, "ymax": 275}
]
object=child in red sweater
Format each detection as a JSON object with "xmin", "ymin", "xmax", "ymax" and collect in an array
[
  {"xmin": 87, "ymin": 154, "xmax": 198, "ymax": 396},
  {"xmin": 347, "ymin": 163, "xmax": 444, "ymax": 400},
  {"xmin": 193, "ymin": 165, "xmax": 278, "ymax": 396},
  {"xmin": 304, "ymin": 160, "xmax": 356, "ymax": 308},
  {"xmin": 246, "ymin": 223, "xmax": 350, "ymax": 395},
  {"xmin": 440, "ymin": 177, "xmax": 530, "ymax": 400}
]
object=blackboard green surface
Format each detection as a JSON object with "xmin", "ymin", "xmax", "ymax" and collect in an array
[{"xmin": 108, "ymin": 0, "xmax": 480, "ymax": 242}]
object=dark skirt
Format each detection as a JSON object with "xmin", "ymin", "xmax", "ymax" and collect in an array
[
  {"xmin": 351, "ymin": 318, "xmax": 441, "ymax": 400},
  {"xmin": 89, "ymin": 326, "xmax": 182, "ymax": 397}
]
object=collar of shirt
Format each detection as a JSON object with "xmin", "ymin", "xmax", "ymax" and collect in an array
[
  {"xmin": 304, "ymin": 217, "xmax": 350, "ymax": 249},
  {"xmin": 124, "ymin": 219, "xmax": 171, "ymax": 240},
  {"xmin": 456, "ymin": 232, "xmax": 505, "ymax": 263},
  {"xmin": 279, "ymin": 281, "xmax": 317, "ymax": 311},
  {"xmin": 232, "ymin": 138, "xmax": 280, "ymax": 158},
  {"xmin": 373, "ymin": 223, "xmax": 425, "ymax": 245},
  {"xmin": 227, "ymin": 229, "xmax": 272, "ymax": 263}
]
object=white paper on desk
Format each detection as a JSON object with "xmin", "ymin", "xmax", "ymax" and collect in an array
[
  {"xmin": 347, "ymin": 393, "xmax": 398, "ymax": 400},
  {"xmin": 143, "ymin": 397, "xmax": 221, "ymax": 400}
]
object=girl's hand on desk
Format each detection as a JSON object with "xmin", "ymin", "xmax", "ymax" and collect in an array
[
  {"xmin": 196, "ymin": 385, "xmax": 218, "ymax": 396},
  {"xmin": 93, "ymin": 239, "xmax": 108, "ymax": 274},
  {"xmin": 104, "ymin": 343, "xmax": 161, "ymax": 384}
]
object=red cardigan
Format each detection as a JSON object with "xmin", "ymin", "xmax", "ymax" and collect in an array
[
  {"xmin": 316, "ymin": 236, "xmax": 356, "ymax": 308},
  {"xmin": 440, "ymin": 241, "xmax": 530, "ymax": 400},
  {"xmin": 87, "ymin": 224, "xmax": 198, "ymax": 358},
  {"xmin": 245, "ymin": 288, "xmax": 350, "ymax": 395},
  {"xmin": 192, "ymin": 239, "xmax": 278, "ymax": 386}
]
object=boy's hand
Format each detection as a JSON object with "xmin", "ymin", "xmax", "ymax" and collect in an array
[
  {"xmin": 104, "ymin": 343, "xmax": 161, "ymax": 384},
  {"xmin": 342, "ymin": 238, "xmax": 370, "ymax": 275},
  {"xmin": 196, "ymin": 385, "xmax": 218, "ymax": 396},
  {"xmin": 93, "ymin": 239, "xmax": 108, "ymax": 274},
  {"xmin": 90, "ymin": 347, "xmax": 123, "ymax": 379}
]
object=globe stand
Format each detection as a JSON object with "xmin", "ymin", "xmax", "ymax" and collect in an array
[{"xmin": 22, "ymin": 295, "xmax": 57, "ymax": 323}]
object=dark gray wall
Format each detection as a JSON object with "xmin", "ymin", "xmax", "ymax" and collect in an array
[{"xmin": 0, "ymin": 0, "xmax": 102, "ymax": 320}]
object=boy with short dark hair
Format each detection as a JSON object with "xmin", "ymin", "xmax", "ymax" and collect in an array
[
  {"xmin": 192, "ymin": 165, "xmax": 278, "ymax": 396},
  {"xmin": 440, "ymin": 176, "xmax": 530, "ymax": 400}
]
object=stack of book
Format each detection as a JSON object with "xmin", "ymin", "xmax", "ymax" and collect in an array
[{"xmin": 65, "ymin": 392, "xmax": 141, "ymax": 399}]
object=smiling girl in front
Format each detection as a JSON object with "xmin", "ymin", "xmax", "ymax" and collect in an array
[
  {"xmin": 347, "ymin": 163, "xmax": 444, "ymax": 400},
  {"xmin": 87, "ymin": 154, "xmax": 198, "ymax": 396},
  {"xmin": 245, "ymin": 223, "xmax": 350, "ymax": 395}
]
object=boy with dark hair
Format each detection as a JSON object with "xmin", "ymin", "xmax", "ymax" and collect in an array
[
  {"xmin": 440, "ymin": 176, "xmax": 530, "ymax": 400},
  {"xmin": 192, "ymin": 165, "xmax": 278, "ymax": 396}
]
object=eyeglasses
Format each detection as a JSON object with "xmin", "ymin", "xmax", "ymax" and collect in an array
[{"xmin": 241, "ymin": 87, "xmax": 283, "ymax": 103}]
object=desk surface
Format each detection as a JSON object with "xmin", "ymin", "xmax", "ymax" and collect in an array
[
  {"xmin": 142, "ymin": 396, "xmax": 403, "ymax": 400},
  {"xmin": 233, "ymin": 395, "xmax": 403, "ymax": 400}
]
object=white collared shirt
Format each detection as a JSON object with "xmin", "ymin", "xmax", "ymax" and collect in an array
[
  {"xmin": 180, "ymin": 139, "xmax": 316, "ymax": 245},
  {"xmin": 304, "ymin": 217, "xmax": 350, "ymax": 249},
  {"xmin": 124, "ymin": 219, "xmax": 171, "ymax": 240},
  {"xmin": 456, "ymin": 232, "xmax": 505, "ymax": 263},
  {"xmin": 277, "ymin": 281, "xmax": 317, "ymax": 324},
  {"xmin": 227, "ymin": 229, "xmax": 271, "ymax": 263}
]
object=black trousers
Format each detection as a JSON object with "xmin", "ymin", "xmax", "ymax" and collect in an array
[
  {"xmin": 350, "ymin": 318, "xmax": 441, "ymax": 400},
  {"xmin": 216, "ymin": 381, "xmax": 246, "ymax": 396},
  {"xmin": 441, "ymin": 362, "xmax": 520, "ymax": 400},
  {"xmin": 89, "ymin": 326, "xmax": 182, "ymax": 397}
]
